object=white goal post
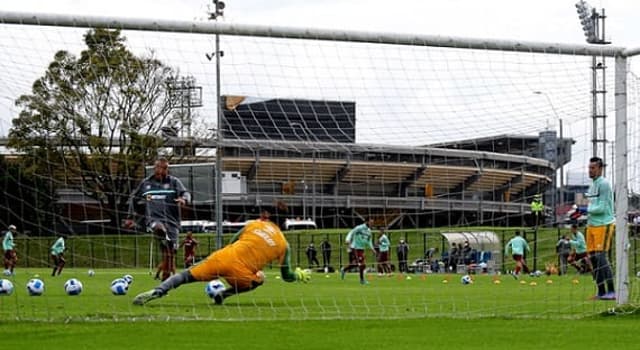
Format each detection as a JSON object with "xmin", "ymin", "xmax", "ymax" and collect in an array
[{"xmin": 0, "ymin": 10, "xmax": 638, "ymax": 316}]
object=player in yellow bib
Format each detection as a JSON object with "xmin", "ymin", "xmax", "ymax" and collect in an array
[{"xmin": 133, "ymin": 210, "xmax": 310, "ymax": 305}]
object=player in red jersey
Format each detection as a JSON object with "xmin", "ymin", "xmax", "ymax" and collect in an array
[{"xmin": 180, "ymin": 232, "xmax": 199, "ymax": 268}]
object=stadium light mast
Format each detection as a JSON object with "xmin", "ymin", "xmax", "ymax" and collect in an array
[
  {"xmin": 166, "ymin": 75, "xmax": 202, "ymax": 146},
  {"xmin": 575, "ymin": 1, "xmax": 611, "ymax": 176},
  {"xmin": 208, "ymin": 0, "xmax": 225, "ymax": 250}
]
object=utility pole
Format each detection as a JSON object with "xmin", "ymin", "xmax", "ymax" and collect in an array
[{"xmin": 208, "ymin": 0, "xmax": 225, "ymax": 250}]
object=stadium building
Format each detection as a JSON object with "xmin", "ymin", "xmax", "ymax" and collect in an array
[
  {"xmin": 0, "ymin": 96, "xmax": 571, "ymax": 232},
  {"xmin": 169, "ymin": 96, "xmax": 569, "ymax": 229}
]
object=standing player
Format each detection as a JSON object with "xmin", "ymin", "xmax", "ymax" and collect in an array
[
  {"xmin": 396, "ymin": 238, "xmax": 409, "ymax": 273},
  {"xmin": 376, "ymin": 229, "xmax": 392, "ymax": 276},
  {"xmin": 50, "ymin": 235, "xmax": 66, "ymax": 276},
  {"xmin": 555, "ymin": 235, "xmax": 571, "ymax": 275},
  {"xmin": 585, "ymin": 156, "xmax": 616, "ymax": 300},
  {"xmin": 340, "ymin": 218, "xmax": 376, "ymax": 285},
  {"xmin": 133, "ymin": 209, "xmax": 310, "ymax": 306},
  {"xmin": 124, "ymin": 157, "xmax": 190, "ymax": 281},
  {"xmin": 320, "ymin": 238, "xmax": 332, "ymax": 270},
  {"xmin": 180, "ymin": 231, "xmax": 199, "ymax": 268},
  {"xmin": 505, "ymin": 231, "xmax": 530, "ymax": 279},
  {"xmin": 3, "ymin": 225, "xmax": 18, "ymax": 276}
]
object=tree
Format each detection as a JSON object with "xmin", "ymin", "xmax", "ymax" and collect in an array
[
  {"xmin": 8, "ymin": 28, "xmax": 182, "ymax": 232},
  {"xmin": 0, "ymin": 155, "xmax": 56, "ymax": 235}
]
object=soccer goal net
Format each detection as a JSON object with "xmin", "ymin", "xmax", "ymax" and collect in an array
[{"xmin": 0, "ymin": 11, "xmax": 639, "ymax": 322}]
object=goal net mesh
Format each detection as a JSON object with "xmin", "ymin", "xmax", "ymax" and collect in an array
[{"xmin": 0, "ymin": 15, "xmax": 638, "ymax": 321}]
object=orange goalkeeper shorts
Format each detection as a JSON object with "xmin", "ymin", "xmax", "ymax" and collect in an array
[
  {"xmin": 189, "ymin": 248, "xmax": 259, "ymax": 290},
  {"xmin": 586, "ymin": 224, "xmax": 614, "ymax": 253}
]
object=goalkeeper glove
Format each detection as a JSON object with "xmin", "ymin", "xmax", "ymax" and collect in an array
[
  {"xmin": 294, "ymin": 267, "xmax": 311, "ymax": 283},
  {"xmin": 570, "ymin": 207, "xmax": 587, "ymax": 220}
]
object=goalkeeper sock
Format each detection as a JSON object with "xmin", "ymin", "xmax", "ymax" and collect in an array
[{"xmin": 156, "ymin": 270, "xmax": 195, "ymax": 294}]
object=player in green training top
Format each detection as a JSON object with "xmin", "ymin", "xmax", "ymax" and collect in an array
[
  {"xmin": 340, "ymin": 218, "xmax": 376, "ymax": 285},
  {"xmin": 50, "ymin": 235, "xmax": 66, "ymax": 276},
  {"xmin": 585, "ymin": 156, "xmax": 615, "ymax": 300},
  {"xmin": 505, "ymin": 231, "xmax": 530, "ymax": 279},
  {"xmin": 376, "ymin": 229, "xmax": 392, "ymax": 276}
]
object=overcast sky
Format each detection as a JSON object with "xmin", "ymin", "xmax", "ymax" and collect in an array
[
  {"xmin": 4, "ymin": 0, "xmax": 640, "ymax": 46},
  {"xmin": 1, "ymin": 0, "xmax": 640, "ymax": 188}
]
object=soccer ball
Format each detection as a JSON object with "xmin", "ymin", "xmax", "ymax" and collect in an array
[
  {"xmin": 26, "ymin": 278, "xmax": 45, "ymax": 296},
  {"xmin": 255, "ymin": 270, "xmax": 265, "ymax": 283},
  {"xmin": 88, "ymin": 270, "xmax": 95, "ymax": 277},
  {"xmin": 530, "ymin": 270, "xmax": 542, "ymax": 278},
  {"xmin": 110, "ymin": 278, "xmax": 129, "ymax": 295},
  {"xmin": 205, "ymin": 279, "xmax": 225, "ymax": 299},
  {"xmin": 636, "ymin": 271, "xmax": 640, "ymax": 278},
  {"xmin": 0, "ymin": 279, "xmax": 14, "ymax": 295},
  {"xmin": 461, "ymin": 275, "xmax": 472, "ymax": 285},
  {"xmin": 64, "ymin": 278, "xmax": 83, "ymax": 296},
  {"xmin": 122, "ymin": 274, "xmax": 133, "ymax": 285}
]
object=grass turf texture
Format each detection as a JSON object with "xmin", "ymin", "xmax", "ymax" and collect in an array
[
  {"xmin": 1, "ymin": 317, "xmax": 638, "ymax": 350},
  {"xmin": 1, "ymin": 268, "xmax": 639, "ymax": 348},
  {"xmin": 1, "ymin": 268, "xmax": 637, "ymax": 320}
]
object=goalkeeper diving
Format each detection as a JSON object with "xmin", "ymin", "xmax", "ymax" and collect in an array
[{"xmin": 133, "ymin": 209, "xmax": 310, "ymax": 306}]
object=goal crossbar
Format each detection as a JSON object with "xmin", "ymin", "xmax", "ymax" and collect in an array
[{"xmin": 0, "ymin": 10, "xmax": 626, "ymax": 58}]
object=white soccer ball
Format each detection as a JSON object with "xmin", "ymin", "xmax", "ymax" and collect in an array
[
  {"xmin": 461, "ymin": 275, "xmax": 473, "ymax": 285},
  {"xmin": 0, "ymin": 279, "xmax": 14, "ymax": 295},
  {"xmin": 88, "ymin": 269, "xmax": 95, "ymax": 277},
  {"xmin": 205, "ymin": 279, "xmax": 225, "ymax": 299},
  {"xmin": 110, "ymin": 278, "xmax": 129, "ymax": 295},
  {"xmin": 26, "ymin": 278, "xmax": 45, "ymax": 296},
  {"xmin": 122, "ymin": 274, "xmax": 133, "ymax": 285},
  {"xmin": 64, "ymin": 278, "xmax": 83, "ymax": 296},
  {"xmin": 636, "ymin": 271, "xmax": 640, "ymax": 278},
  {"xmin": 256, "ymin": 270, "xmax": 265, "ymax": 283}
]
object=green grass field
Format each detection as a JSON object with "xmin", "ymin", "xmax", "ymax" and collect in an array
[
  {"xmin": 0, "ymin": 267, "xmax": 629, "ymax": 321},
  {"xmin": 0, "ymin": 267, "xmax": 639, "ymax": 349}
]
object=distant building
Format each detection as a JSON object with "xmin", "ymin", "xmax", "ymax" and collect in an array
[
  {"xmin": 222, "ymin": 95, "xmax": 356, "ymax": 143},
  {"xmin": 566, "ymin": 170, "xmax": 589, "ymax": 187}
]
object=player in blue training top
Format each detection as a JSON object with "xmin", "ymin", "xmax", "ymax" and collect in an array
[
  {"xmin": 505, "ymin": 231, "xmax": 530, "ymax": 279},
  {"xmin": 340, "ymin": 218, "xmax": 377, "ymax": 285},
  {"xmin": 124, "ymin": 157, "xmax": 191, "ymax": 281}
]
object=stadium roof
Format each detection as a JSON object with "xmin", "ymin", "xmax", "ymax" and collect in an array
[
  {"xmin": 428, "ymin": 133, "xmax": 574, "ymax": 166},
  {"xmin": 221, "ymin": 95, "xmax": 356, "ymax": 143}
]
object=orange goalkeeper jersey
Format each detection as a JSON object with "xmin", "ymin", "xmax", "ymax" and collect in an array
[
  {"xmin": 190, "ymin": 219, "xmax": 289, "ymax": 288},
  {"xmin": 229, "ymin": 219, "xmax": 289, "ymax": 270}
]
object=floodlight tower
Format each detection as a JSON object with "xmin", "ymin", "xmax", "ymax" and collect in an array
[
  {"xmin": 575, "ymin": 1, "xmax": 611, "ymax": 174},
  {"xmin": 208, "ymin": 0, "xmax": 225, "ymax": 250}
]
